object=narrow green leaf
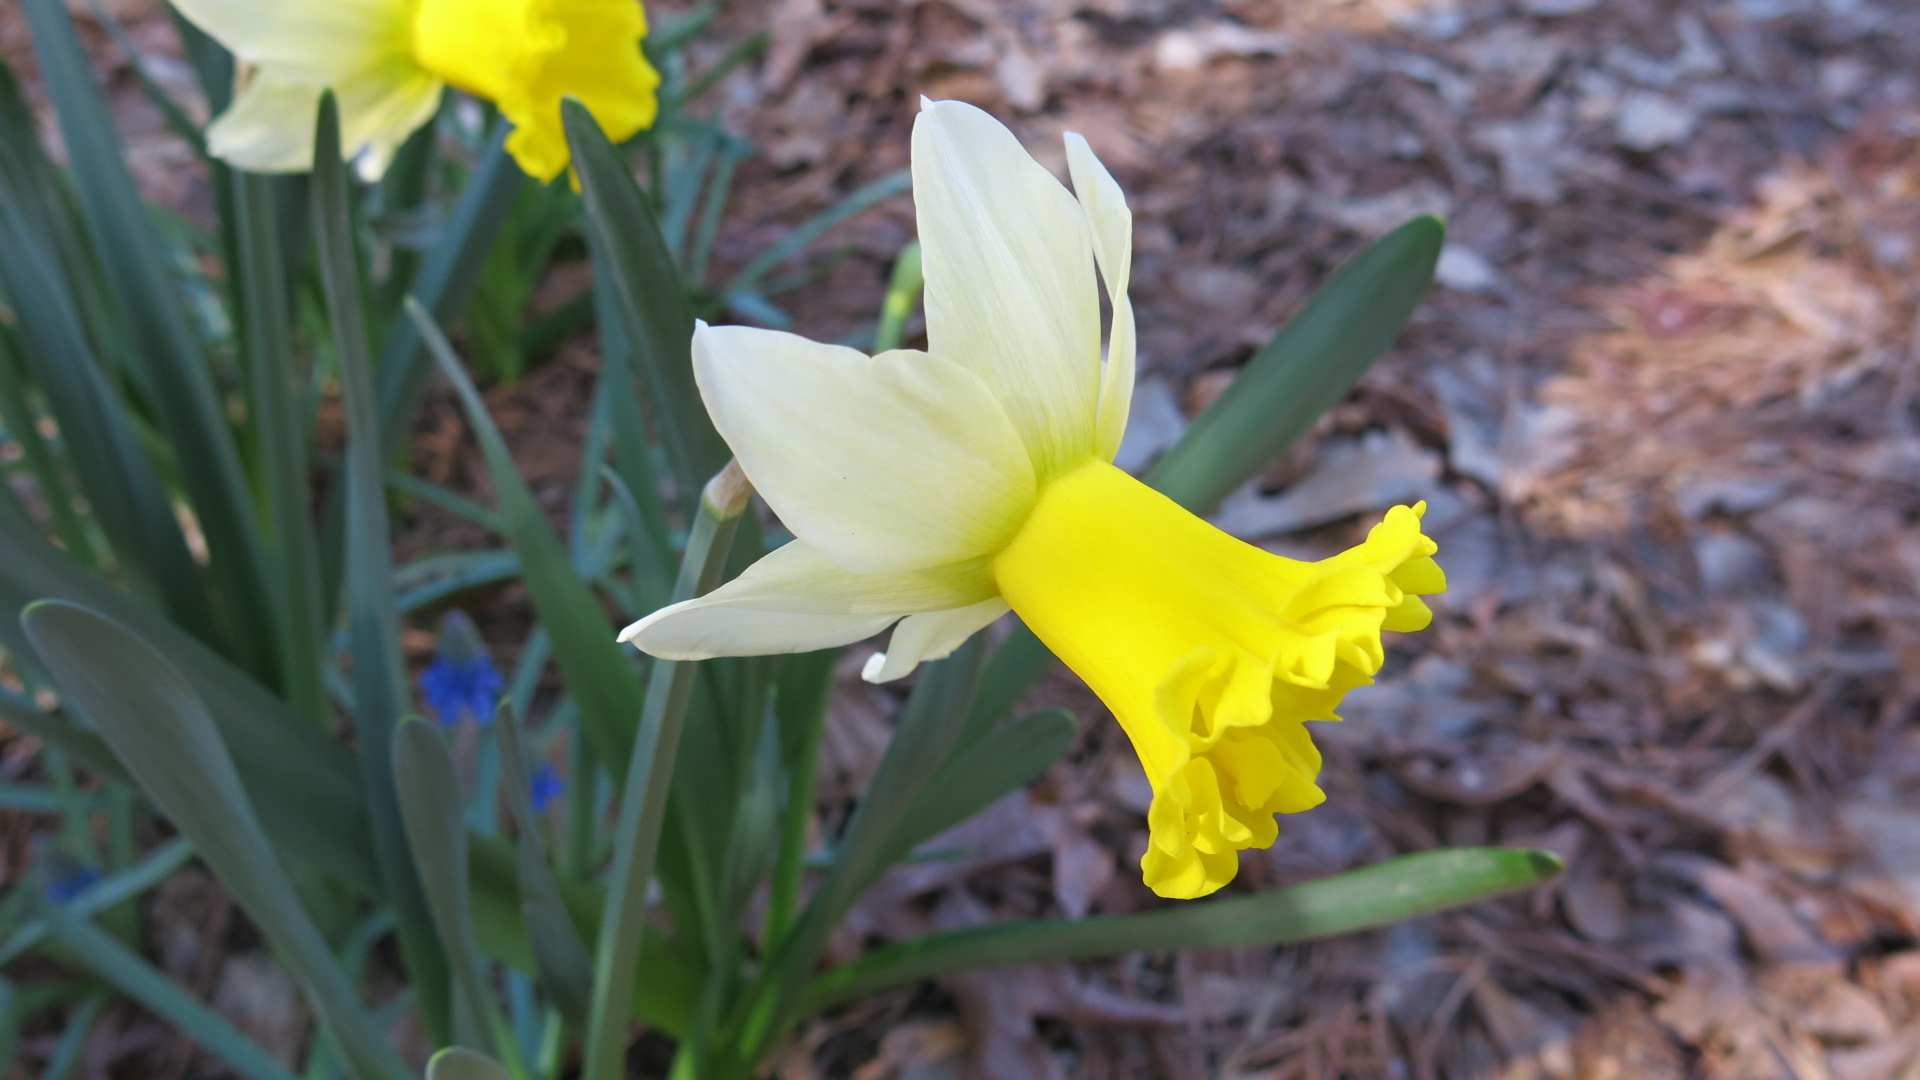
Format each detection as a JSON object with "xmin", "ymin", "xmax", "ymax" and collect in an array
[
  {"xmin": 801, "ymin": 848, "xmax": 1562, "ymax": 1015},
  {"xmin": 677, "ymin": 32, "xmax": 771, "ymax": 108},
  {"xmin": 0, "ymin": 514, "xmax": 373, "ymax": 891},
  {"xmin": 686, "ymin": 139, "xmax": 745, "ymax": 286},
  {"xmin": 22, "ymin": 0, "xmax": 276, "ymax": 683},
  {"xmin": 393, "ymin": 719, "xmax": 496, "ymax": 1051},
  {"xmin": 0, "ymin": 58, "xmax": 137, "ymax": 393},
  {"xmin": 598, "ymin": 466, "xmax": 673, "ymax": 617},
  {"xmin": 0, "ymin": 203, "xmax": 216, "ymax": 641},
  {"xmin": 381, "ymin": 467, "xmax": 510, "ymax": 534},
  {"xmin": 372, "ymin": 118, "xmax": 438, "ymax": 323},
  {"xmin": 22, "ymin": 601, "xmax": 414, "ymax": 1080},
  {"xmin": 872, "ymin": 242, "xmax": 923, "ymax": 353},
  {"xmin": 0, "ymin": 781, "xmax": 105, "ymax": 813},
  {"xmin": 235, "ymin": 170, "xmax": 327, "ymax": 721},
  {"xmin": 427, "ymin": 1048, "xmax": 511, "ymax": 1080},
  {"xmin": 409, "ymin": 299, "xmax": 647, "ymax": 779},
  {"xmin": 312, "ymin": 122, "xmax": 517, "ymax": 621},
  {"xmin": 0, "ymin": 976, "xmax": 18, "ymax": 1070},
  {"xmin": 582, "ymin": 484, "xmax": 744, "ymax": 1080},
  {"xmin": 587, "ymin": 235, "xmax": 676, "ymax": 583},
  {"xmin": 762, "ymin": 650, "xmax": 835, "ymax": 951},
  {"xmin": 0, "ymin": 690, "xmax": 130, "ymax": 788},
  {"xmin": 0, "ymin": 448, "xmax": 685, "ymax": 1041},
  {"xmin": 565, "ymin": 99, "xmax": 730, "ymax": 502},
  {"xmin": 880, "ymin": 708, "xmax": 1075, "ymax": 868},
  {"xmin": 731, "ymin": 641, "xmax": 988, "ymax": 1066},
  {"xmin": 78, "ymin": 0, "xmax": 206, "ymax": 157},
  {"xmin": 1147, "ymin": 215, "xmax": 1445, "ymax": 513},
  {"xmin": 313, "ymin": 95, "xmax": 453, "ymax": 1041},
  {"xmin": 464, "ymin": 829, "xmax": 705, "ymax": 1037},
  {"xmin": 164, "ymin": 7, "xmax": 232, "ymax": 113},
  {"xmin": 37, "ymin": 903, "xmax": 301, "ymax": 1080},
  {"xmin": 962, "ymin": 624, "xmax": 1056, "ymax": 746},
  {"xmin": 36, "ymin": 990, "xmax": 105, "ymax": 1080},
  {"xmin": 722, "ymin": 171, "xmax": 912, "ymax": 299},
  {"xmin": 0, "ymin": 328, "xmax": 94, "ymax": 563},
  {"xmin": 372, "ymin": 124, "xmax": 524, "ymax": 458},
  {"xmin": 494, "ymin": 705, "xmax": 594, "ymax": 1026},
  {"xmin": 393, "ymin": 551, "xmax": 522, "ymax": 615}
]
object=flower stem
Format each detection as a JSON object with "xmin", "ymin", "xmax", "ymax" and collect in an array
[{"xmin": 580, "ymin": 466, "xmax": 748, "ymax": 1080}]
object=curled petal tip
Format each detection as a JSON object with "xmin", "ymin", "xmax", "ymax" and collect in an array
[
  {"xmin": 919, "ymin": 94, "xmax": 937, "ymax": 112},
  {"xmin": 860, "ymin": 652, "xmax": 889, "ymax": 683}
]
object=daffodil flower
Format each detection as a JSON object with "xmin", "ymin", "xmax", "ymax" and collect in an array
[
  {"xmin": 620, "ymin": 100, "xmax": 1445, "ymax": 899},
  {"xmin": 169, "ymin": 0, "xmax": 660, "ymax": 181}
]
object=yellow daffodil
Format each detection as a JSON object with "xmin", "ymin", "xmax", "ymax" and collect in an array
[
  {"xmin": 620, "ymin": 100, "xmax": 1445, "ymax": 899},
  {"xmin": 169, "ymin": 0, "xmax": 660, "ymax": 181}
]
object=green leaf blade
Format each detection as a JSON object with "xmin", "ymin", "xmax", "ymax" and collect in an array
[
  {"xmin": 1147, "ymin": 214, "xmax": 1446, "ymax": 514},
  {"xmin": 36, "ymin": 904, "xmax": 301, "ymax": 1080},
  {"xmin": 565, "ymin": 99, "xmax": 729, "ymax": 504},
  {"xmin": 408, "ymin": 300, "xmax": 648, "ymax": 782},
  {"xmin": 800, "ymin": 847, "xmax": 1561, "ymax": 1015},
  {"xmin": 312, "ymin": 94, "xmax": 454, "ymax": 1042},
  {"xmin": 393, "ymin": 719, "xmax": 496, "ymax": 1052},
  {"xmin": 21, "ymin": 0, "xmax": 277, "ymax": 683},
  {"xmin": 21, "ymin": 601, "xmax": 414, "ymax": 1080}
]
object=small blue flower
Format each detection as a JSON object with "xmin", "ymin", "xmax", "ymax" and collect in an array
[
  {"xmin": 47, "ymin": 862, "xmax": 100, "ymax": 902},
  {"xmin": 419, "ymin": 611, "xmax": 503, "ymax": 726},
  {"xmin": 33, "ymin": 835, "xmax": 100, "ymax": 902},
  {"xmin": 529, "ymin": 761, "xmax": 564, "ymax": 813}
]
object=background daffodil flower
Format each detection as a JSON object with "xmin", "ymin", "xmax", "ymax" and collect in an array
[
  {"xmin": 169, "ymin": 0, "xmax": 660, "ymax": 181},
  {"xmin": 621, "ymin": 99, "xmax": 1446, "ymax": 900}
]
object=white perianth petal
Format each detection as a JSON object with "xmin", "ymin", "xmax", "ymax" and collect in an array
[
  {"xmin": 694, "ymin": 323, "xmax": 1037, "ymax": 574},
  {"xmin": 170, "ymin": 0, "xmax": 413, "ymax": 84},
  {"xmin": 1065, "ymin": 132, "xmax": 1138, "ymax": 464},
  {"xmin": 913, "ymin": 99, "xmax": 1103, "ymax": 479},
  {"xmin": 860, "ymin": 598, "xmax": 1010, "ymax": 683},
  {"xmin": 618, "ymin": 540, "xmax": 995, "ymax": 661},
  {"xmin": 207, "ymin": 65, "xmax": 442, "ymax": 177},
  {"xmin": 203, "ymin": 73, "xmax": 321, "ymax": 174}
]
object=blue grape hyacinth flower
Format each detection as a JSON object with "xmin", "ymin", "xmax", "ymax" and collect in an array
[
  {"xmin": 529, "ymin": 761, "xmax": 564, "ymax": 813},
  {"xmin": 47, "ymin": 862, "xmax": 101, "ymax": 902},
  {"xmin": 34, "ymin": 835, "xmax": 100, "ymax": 902},
  {"xmin": 420, "ymin": 610, "xmax": 504, "ymax": 726}
]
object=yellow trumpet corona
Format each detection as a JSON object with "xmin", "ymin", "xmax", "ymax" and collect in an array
[
  {"xmin": 621, "ymin": 99, "xmax": 1445, "ymax": 899},
  {"xmin": 171, "ymin": 0, "xmax": 659, "ymax": 181}
]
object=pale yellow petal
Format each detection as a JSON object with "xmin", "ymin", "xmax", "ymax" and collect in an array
[
  {"xmin": 913, "ymin": 99, "xmax": 1103, "ymax": 479},
  {"xmin": 860, "ymin": 598, "xmax": 1011, "ymax": 683},
  {"xmin": 694, "ymin": 322, "xmax": 1037, "ymax": 575},
  {"xmin": 204, "ymin": 72, "xmax": 323, "ymax": 174},
  {"xmin": 619, "ymin": 540, "xmax": 994, "ymax": 661},
  {"xmin": 171, "ymin": 0, "xmax": 412, "ymax": 84},
  {"xmin": 204, "ymin": 63, "xmax": 442, "ymax": 178},
  {"xmin": 1065, "ymin": 132, "xmax": 1138, "ymax": 464}
]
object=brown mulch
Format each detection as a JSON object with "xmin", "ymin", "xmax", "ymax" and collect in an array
[{"xmin": 4, "ymin": 0, "xmax": 1920, "ymax": 1078}]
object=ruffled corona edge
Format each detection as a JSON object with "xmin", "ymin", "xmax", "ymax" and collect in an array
[
  {"xmin": 496, "ymin": 0, "xmax": 661, "ymax": 181},
  {"xmin": 1139, "ymin": 504, "xmax": 1444, "ymax": 898}
]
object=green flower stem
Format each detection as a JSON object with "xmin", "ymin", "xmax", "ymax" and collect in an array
[{"xmin": 580, "ymin": 464, "xmax": 749, "ymax": 1080}]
